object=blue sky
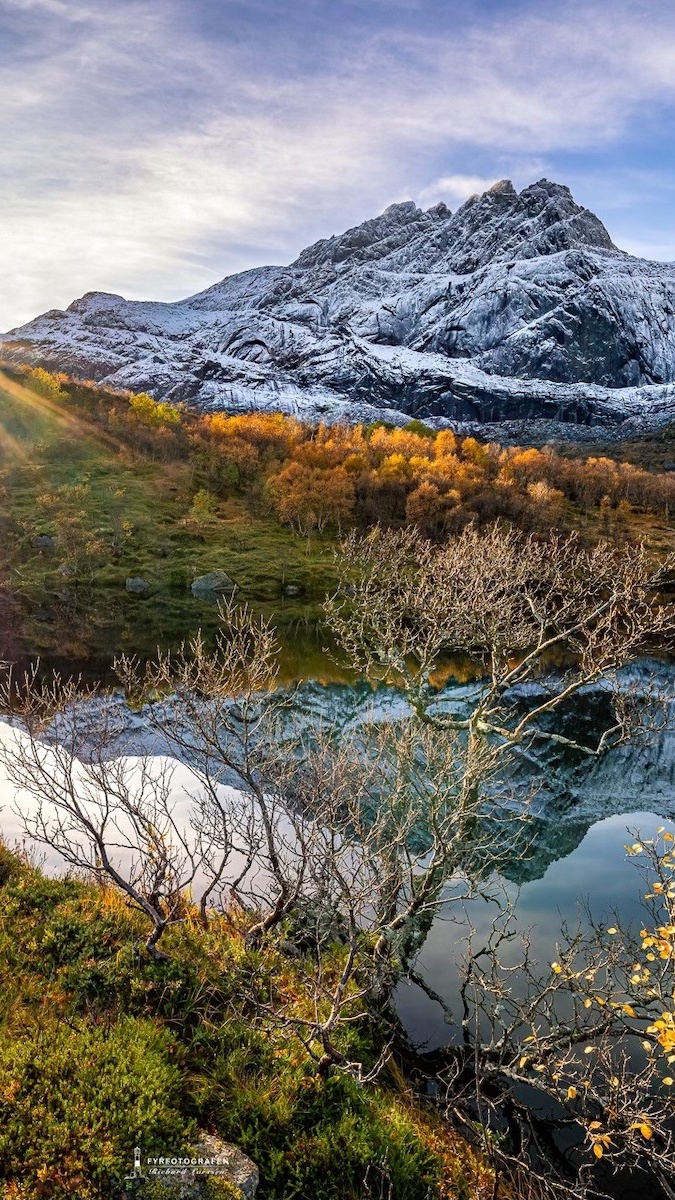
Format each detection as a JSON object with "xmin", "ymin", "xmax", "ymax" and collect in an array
[{"xmin": 2, "ymin": 0, "xmax": 675, "ymax": 329}]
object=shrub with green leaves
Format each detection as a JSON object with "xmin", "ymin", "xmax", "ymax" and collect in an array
[{"xmin": 0, "ymin": 1016, "xmax": 192, "ymax": 1199}]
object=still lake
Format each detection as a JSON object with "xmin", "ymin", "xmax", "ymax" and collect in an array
[{"xmin": 2, "ymin": 620, "xmax": 675, "ymax": 1041}]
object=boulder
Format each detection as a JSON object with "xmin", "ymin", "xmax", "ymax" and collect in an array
[
  {"xmin": 125, "ymin": 577, "xmax": 150, "ymax": 594},
  {"xmin": 31, "ymin": 534, "xmax": 56, "ymax": 551},
  {"xmin": 34, "ymin": 607, "xmax": 57, "ymax": 623},
  {"xmin": 137, "ymin": 1133, "xmax": 258, "ymax": 1198},
  {"xmin": 190, "ymin": 570, "xmax": 236, "ymax": 598}
]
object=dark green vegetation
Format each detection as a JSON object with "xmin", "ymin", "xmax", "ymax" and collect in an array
[{"xmin": 0, "ymin": 845, "xmax": 489, "ymax": 1200}]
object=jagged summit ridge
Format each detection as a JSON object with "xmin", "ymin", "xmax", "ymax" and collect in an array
[
  {"xmin": 291, "ymin": 178, "xmax": 614, "ymax": 276},
  {"xmin": 3, "ymin": 178, "xmax": 675, "ymax": 439}
]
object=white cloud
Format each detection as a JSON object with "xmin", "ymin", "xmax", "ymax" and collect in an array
[
  {"xmin": 3, "ymin": 0, "xmax": 675, "ymax": 328},
  {"xmin": 416, "ymin": 175, "xmax": 500, "ymax": 209}
]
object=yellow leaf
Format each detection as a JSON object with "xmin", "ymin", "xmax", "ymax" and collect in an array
[
  {"xmin": 567, "ymin": 1086, "xmax": 577, "ymax": 1100},
  {"xmin": 584, "ymin": 999, "xmax": 592, "ymax": 1008},
  {"xmin": 593, "ymin": 1143, "xmax": 604, "ymax": 1159},
  {"xmin": 551, "ymin": 962, "xmax": 562, "ymax": 974},
  {"xmin": 607, "ymin": 927, "xmax": 618, "ymax": 935},
  {"xmin": 622, "ymin": 1005, "xmax": 637, "ymax": 1018},
  {"xmin": 663, "ymin": 1077, "xmax": 674, "ymax": 1086},
  {"xmin": 640, "ymin": 1124, "xmax": 653, "ymax": 1140}
]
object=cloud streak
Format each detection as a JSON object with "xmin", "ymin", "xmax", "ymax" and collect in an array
[{"xmin": 2, "ymin": 0, "xmax": 675, "ymax": 328}]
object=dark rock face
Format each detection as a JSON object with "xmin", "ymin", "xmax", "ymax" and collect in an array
[{"xmin": 4, "ymin": 179, "xmax": 675, "ymax": 440}]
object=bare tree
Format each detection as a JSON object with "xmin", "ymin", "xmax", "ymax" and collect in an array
[
  {"xmin": 2, "ymin": 524, "xmax": 675, "ymax": 1122},
  {"xmin": 116, "ymin": 610, "xmax": 517, "ymax": 1070},
  {"xmin": 325, "ymin": 523, "xmax": 675, "ymax": 760},
  {"xmin": 419, "ymin": 830, "xmax": 675, "ymax": 1199},
  {"xmin": 0, "ymin": 668, "xmax": 235, "ymax": 959}
]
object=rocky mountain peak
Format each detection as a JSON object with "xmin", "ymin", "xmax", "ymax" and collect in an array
[
  {"xmin": 291, "ymin": 199, "xmax": 441, "ymax": 271},
  {"xmin": 485, "ymin": 178, "xmax": 517, "ymax": 196},
  {"xmin": 438, "ymin": 178, "xmax": 615, "ymax": 274},
  {"xmin": 3, "ymin": 178, "xmax": 675, "ymax": 442}
]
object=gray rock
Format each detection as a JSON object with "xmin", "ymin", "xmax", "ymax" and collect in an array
[
  {"xmin": 31, "ymin": 534, "xmax": 56, "ymax": 551},
  {"xmin": 125, "ymin": 577, "xmax": 150, "ymax": 594},
  {"xmin": 34, "ymin": 607, "xmax": 56, "ymax": 623},
  {"xmin": 190, "ymin": 570, "xmax": 236, "ymax": 598},
  {"xmin": 141, "ymin": 1133, "xmax": 258, "ymax": 1198}
]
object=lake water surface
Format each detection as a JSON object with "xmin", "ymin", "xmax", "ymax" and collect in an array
[{"xmin": 2, "ymin": 652, "xmax": 675, "ymax": 1043}]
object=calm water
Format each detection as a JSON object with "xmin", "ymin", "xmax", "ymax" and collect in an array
[
  {"xmin": 396, "ymin": 810, "xmax": 673, "ymax": 1047},
  {"xmin": 2, "ymin": 598, "xmax": 675, "ymax": 1053}
]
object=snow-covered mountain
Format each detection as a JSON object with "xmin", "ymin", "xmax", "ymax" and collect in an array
[{"xmin": 4, "ymin": 178, "xmax": 675, "ymax": 440}]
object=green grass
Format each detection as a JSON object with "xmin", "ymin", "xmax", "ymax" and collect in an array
[
  {"xmin": 0, "ymin": 380, "xmax": 343, "ymax": 679},
  {"xmin": 0, "ymin": 846, "xmax": 488, "ymax": 1199}
]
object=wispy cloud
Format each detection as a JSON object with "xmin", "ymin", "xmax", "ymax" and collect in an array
[
  {"xmin": 416, "ymin": 176, "xmax": 516, "ymax": 209},
  {"xmin": 2, "ymin": 0, "xmax": 675, "ymax": 328}
]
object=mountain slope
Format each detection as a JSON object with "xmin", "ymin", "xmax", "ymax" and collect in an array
[{"xmin": 4, "ymin": 179, "xmax": 675, "ymax": 439}]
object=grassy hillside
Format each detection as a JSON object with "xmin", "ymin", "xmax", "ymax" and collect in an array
[
  {"xmin": 0, "ymin": 845, "xmax": 489, "ymax": 1200},
  {"xmin": 2, "ymin": 362, "xmax": 675, "ymax": 678},
  {"xmin": 0, "ymin": 369, "xmax": 341, "ymax": 679}
]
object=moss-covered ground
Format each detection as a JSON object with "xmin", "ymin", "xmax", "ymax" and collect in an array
[{"xmin": 0, "ymin": 845, "xmax": 491, "ymax": 1199}]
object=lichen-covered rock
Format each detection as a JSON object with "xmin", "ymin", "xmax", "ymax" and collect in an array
[
  {"xmin": 32, "ymin": 534, "xmax": 56, "ymax": 551},
  {"xmin": 125, "ymin": 577, "xmax": 150, "ymax": 594}
]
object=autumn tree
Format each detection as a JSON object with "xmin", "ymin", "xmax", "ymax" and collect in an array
[
  {"xmin": 405, "ymin": 481, "xmax": 460, "ymax": 538},
  {"xmin": 268, "ymin": 461, "xmax": 355, "ymax": 539}
]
